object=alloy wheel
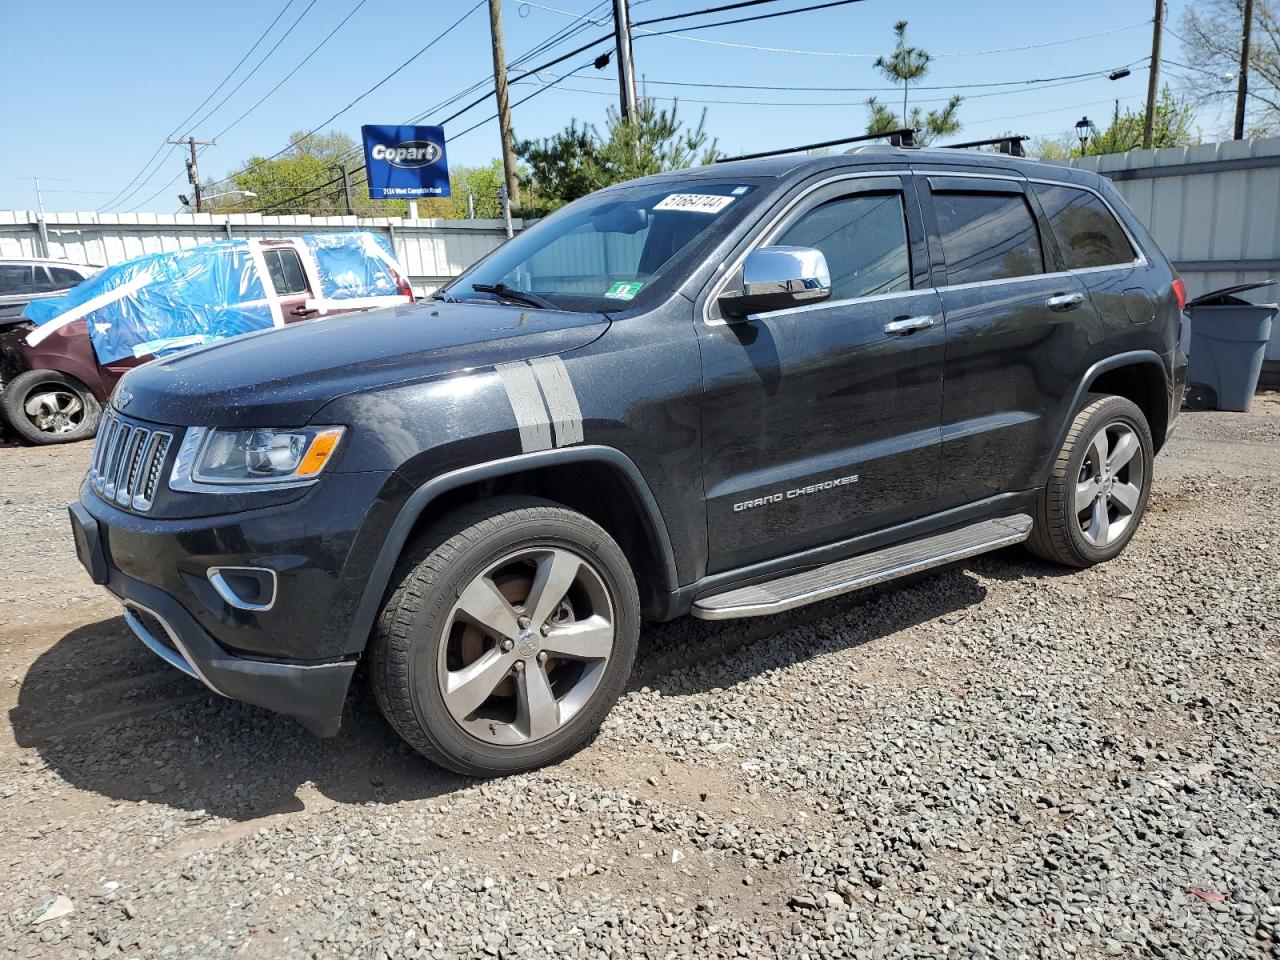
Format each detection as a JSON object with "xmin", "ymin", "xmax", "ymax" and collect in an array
[
  {"xmin": 23, "ymin": 387, "xmax": 85, "ymax": 435},
  {"xmin": 437, "ymin": 546, "xmax": 616, "ymax": 746},
  {"xmin": 1075, "ymin": 420, "xmax": 1145, "ymax": 547}
]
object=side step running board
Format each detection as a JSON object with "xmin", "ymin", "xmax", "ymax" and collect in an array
[{"xmin": 691, "ymin": 514, "xmax": 1033, "ymax": 620}]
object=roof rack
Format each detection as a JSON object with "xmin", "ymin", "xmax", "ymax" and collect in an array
[
  {"xmin": 939, "ymin": 135, "xmax": 1029, "ymax": 157},
  {"xmin": 716, "ymin": 128, "xmax": 916, "ymax": 163}
]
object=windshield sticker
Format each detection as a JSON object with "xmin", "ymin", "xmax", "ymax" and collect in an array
[
  {"xmin": 654, "ymin": 193, "xmax": 735, "ymax": 214},
  {"xmin": 605, "ymin": 280, "xmax": 644, "ymax": 300}
]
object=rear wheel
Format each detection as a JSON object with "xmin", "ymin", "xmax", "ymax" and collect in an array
[
  {"xmin": 369, "ymin": 496, "xmax": 640, "ymax": 776},
  {"xmin": 1, "ymin": 369, "xmax": 101, "ymax": 445},
  {"xmin": 1028, "ymin": 394, "xmax": 1154, "ymax": 567}
]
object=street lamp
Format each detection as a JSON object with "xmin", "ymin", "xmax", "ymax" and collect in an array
[
  {"xmin": 179, "ymin": 190, "xmax": 256, "ymax": 209},
  {"xmin": 1075, "ymin": 117, "xmax": 1097, "ymax": 151}
]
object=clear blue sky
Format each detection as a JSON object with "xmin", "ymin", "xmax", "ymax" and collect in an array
[{"xmin": 0, "ymin": 0, "xmax": 1229, "ymax": 213}]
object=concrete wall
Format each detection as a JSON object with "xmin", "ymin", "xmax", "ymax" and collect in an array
[{"xmin": 0, "ymin": 211, "xmax": 521, "ymax": 295}]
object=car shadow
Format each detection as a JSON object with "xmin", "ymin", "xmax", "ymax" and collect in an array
[{"xmin": 9, "ymin": 560, "xmax": 999, "ymax": 820}]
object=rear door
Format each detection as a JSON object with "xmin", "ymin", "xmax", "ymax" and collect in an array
[{"xmin": 923, "ymin": 175, "xmax": 1103, "ymax": 510}]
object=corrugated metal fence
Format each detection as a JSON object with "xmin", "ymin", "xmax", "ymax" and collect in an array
[
  {"xmin": 0, "ymin": 211, "xmax": 522, "ymax": 294},
  {"xmin": 1051, "ymin": 136, "xmax": 1280, "ymax": 298}
]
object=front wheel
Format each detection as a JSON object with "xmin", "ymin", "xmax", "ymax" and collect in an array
[
  {"xmin": 1, "ymin": 369, "xmax": 102, "ymax": 445},
  {"xmin": 1027, "ymin": 394, "xmax": 1154, "ymax": 568},
  {"xmin": 369, "ymin": 496, "xmax": 640, "ymax": 776}
]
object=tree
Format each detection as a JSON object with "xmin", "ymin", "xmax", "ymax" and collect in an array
[
  {"xmin": 865, "ymin": 20, "xmax": 962, "ymax": 145},
  {"xmin": 1026, "ymin": 89, "xmax": 1198, "ymax": 159},
  {"xmin": 1178, "ymin": 0, "xmax": 1279, "ymax": 136},
  {"xmin": 224, "ymin": 130, "xmax": 407, "ymax": 216},
  {"xmin": 516, "ymin": 97, "xmax": 719, "ymax": 216},
  {"xmin": 873, "ymin": 20, "xmax": 930, "ymax": 120},
  {"xmin": 864, "ymin": 94, "xmax": 962, "ymax": 146}
]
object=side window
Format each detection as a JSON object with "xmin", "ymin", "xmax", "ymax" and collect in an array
[
  {"xmin": 0, "ymin": 265, "xmax": 33, "ymax": 296},
  {"xmin": 774, "ymin": 192, "xmax": 911, "ymax": 301},
  {"xmin": 1032, "ymin": 183, "xmax": 1137, "ymax": 270},
  {"xmin": 34, "ymin": 268, "xmax": 56, "ymax": 293},
  {"xmin": 263, "ymin": 248, "xmax": 309, "ymax": 295},
  {"xmin": 933, "ymin": 191, "xmax": 1044, "ymax": 285},
  {"xmin": 49, "ymin": 267, "xmax": 86, "ymax": 289}
]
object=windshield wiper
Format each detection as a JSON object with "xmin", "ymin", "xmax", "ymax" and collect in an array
[{"xmin": 470, "ymin": 282, "xmax": 556, "ymax": 310}]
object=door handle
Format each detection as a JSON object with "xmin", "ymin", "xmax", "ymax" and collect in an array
[
  {"xmin": 290, "ymin": 304, "xmax": 318, "ymax": 317},
  {"xmin": 883, "ymin": 315, "xmax": 935, "ymax": 335},
  {"xmin": 1046, "ymin": 292, "xmax": 1085, "ymax": 311}
]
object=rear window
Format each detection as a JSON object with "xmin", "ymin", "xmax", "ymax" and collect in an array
[
  {"xmin": 1032, "ymin": 184, "xmax": 1137, "ymax": 270},
  {"xmin": 934, "ymin": 192, "xmax": 1044, "ymax": 285}
]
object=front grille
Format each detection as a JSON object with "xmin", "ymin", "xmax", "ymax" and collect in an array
[{"xmin": 89, "ymin": 411, "xmax": 174, "ymax": 511}]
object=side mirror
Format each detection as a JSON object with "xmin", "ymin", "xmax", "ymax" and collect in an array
[{"xmin": 719, "ymin": 246, "xmax": 831, "ymax": 319}]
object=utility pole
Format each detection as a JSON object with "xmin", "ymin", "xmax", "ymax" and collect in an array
[
  {"xmin": 612, "ymin": 0, "xmax": 638, "ymax": 121},
  {"xmin": 1234, "ymin": 0, "xmax": 1255, "ymax": 140},
  {"xmin": 1142, "ymin": 0, "xmax": 1164, "ymax": 150},
  {"xmin": 338, "ymin": 164, "xmax": 354, "ymax": 215},
  {"xmin": 487, "ymin": 0, "xmax": 520, "ymax": 209},
  {"xmin": 168, "ymin": 136, "xmax": 216, "ymax": 211}
]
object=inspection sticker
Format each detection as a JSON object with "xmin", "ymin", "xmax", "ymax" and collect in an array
[
  {"xmin": 653, "ymin": 193, "xmax": 735, "ymax": 214},
  {"xmin": 605, "ymin": 280, "xmax": 645, "ymax": 300}
]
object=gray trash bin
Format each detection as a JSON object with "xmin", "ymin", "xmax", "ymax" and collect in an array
[{"xmin": 1185, "ymin": 279, "xmax": 1277, "ymax": 412}]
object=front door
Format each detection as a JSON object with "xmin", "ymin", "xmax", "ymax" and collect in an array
[{"xmin": 698, "ymin": 174, "xmax": 945, "ymax": 574}]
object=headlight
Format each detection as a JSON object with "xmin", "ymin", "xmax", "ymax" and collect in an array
[{"xmin": 192, "ymin": 426, "xmax": 345, "ymax": 484}]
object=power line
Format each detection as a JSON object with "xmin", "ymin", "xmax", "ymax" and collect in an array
[
  {"xmin": 638, "ymin": 0, "xmax": 867, "ymax": 37},
  {"xmin": 178, "ymin": 0, "xmax": 323, "ymax": 137},
  {"xmin": 209, "ymin": 0, "xmax": 372, "ymax": 141},
  {"xmin": 204, "ymin": 0, "xmax": 487, "ymax": 194},
  {"xmin": 523, "ymin": 59, "xmax": 1149, "ymax": 108},
  {"xmin": 97, "ymin": 0, "xmax": 299, "ymax": 211},
  {"xmin": 108, "ymin": 0, "xmax": 324, "ymax": 213},
  {"xmin": 108, "ymin": 0, "xmax": 323, "ymax": 212}
]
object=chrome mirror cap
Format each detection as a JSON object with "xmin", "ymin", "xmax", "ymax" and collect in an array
[{"xmin": 721, "ymin": 246, "xmax": 831, "ymax": 319}]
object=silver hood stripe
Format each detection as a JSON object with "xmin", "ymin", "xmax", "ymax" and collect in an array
[
  {"xmin": 529, "ymin": 355, "xmax": 585, "ymax": 447},
  {"xmin": 496, "ymin": 356, "xmax": 585, "ymax": 452},
  {"xmin": 495, "ymin": 361, "xmax": 554, "ymax": 453}
]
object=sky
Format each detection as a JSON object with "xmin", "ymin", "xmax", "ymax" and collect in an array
[{"xmin": 0, "ymin": 0, "xmax": 1241, "ymax": 213}]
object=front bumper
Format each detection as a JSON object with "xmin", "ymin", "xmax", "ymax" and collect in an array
[
  {"xmin": 67, "ymin": 469, "xmax": 400, "ymax": 735},
  {"xmin": 111, "ymin": 567, "xmax": 356, "ymax": 737}
]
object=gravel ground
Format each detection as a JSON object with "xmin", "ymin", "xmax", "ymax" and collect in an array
[{"xmin": 1, "ymin": 398, "xmax": 1278, "ymax": 959}]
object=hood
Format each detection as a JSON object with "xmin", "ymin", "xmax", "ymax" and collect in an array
[{"xmin": 117, "ymin": 300, "xmax": 609, "ymax": 427}]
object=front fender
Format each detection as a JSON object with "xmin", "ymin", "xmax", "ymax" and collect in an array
[{"xmin": 340, "ymin": 445, "xmax": 678, "ymax": 653}]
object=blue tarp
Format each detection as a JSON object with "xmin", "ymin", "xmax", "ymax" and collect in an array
[
  {"xmin": 305, "ymin": 232, "xmax": 401, "ymax": 300},
  {"xmin": 24, "ymin": 233, "xmax": 405, "ymax": 365}
]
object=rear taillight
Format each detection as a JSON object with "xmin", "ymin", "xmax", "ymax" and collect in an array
[
  {"xmin": 1172, "ymin": 276, "xmax": 1187, "ymax": 312},
  {"xmin": 394, "ymin": 272, "xmax": 414, "ymax": 300}
]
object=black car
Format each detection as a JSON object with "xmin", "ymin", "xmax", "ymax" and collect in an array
[{"xmin": 70, "ymin": 144, "xmax": 1188, "ymax": 775}]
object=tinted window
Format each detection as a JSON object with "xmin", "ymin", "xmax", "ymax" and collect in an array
[
  {"xmin": 0, "ymin": 265, "xmax": 33, "ymax": 296},
  {"xmin": 775, "ymin": 192, "xmax": 911, "ymax": 300},
  {"xmin": 263, "ymin": 248, "xmax": 309, "ymax": 295},
  {"xmin": 48, "ymin": 266, "xmax": 86, "ymax": 289},
  {"xmin": 934, "ymin": 191, "xmax": 1044, "ymax": 284},
  {"xmin": 34, "ymin": 268, "xmax": 56, "ymax": 293},
  {"xmin": 1033, "ymin": 184, "xmax": 1136, "ymax": 269}
]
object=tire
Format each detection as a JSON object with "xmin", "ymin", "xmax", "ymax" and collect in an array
[
  {"xmin": 369, "ymin": 495, "xmax": 640, "ymax": 776},
  {"xmin": 1, "ymin": 369, "xmax": 102, "ymax": 445},
  {"xmin": 1027, "ymin": 393, "xmax": 1154, "ymax": 568}
]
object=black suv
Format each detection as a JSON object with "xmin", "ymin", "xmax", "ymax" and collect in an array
[{"xmin": 70, "ymin": 146, "xmax": 1188, "ymax": 775}]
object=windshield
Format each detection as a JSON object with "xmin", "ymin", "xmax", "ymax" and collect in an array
[{"xmin": 448, "ymin": 179, "xmax": 763, "ymax": 313}]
